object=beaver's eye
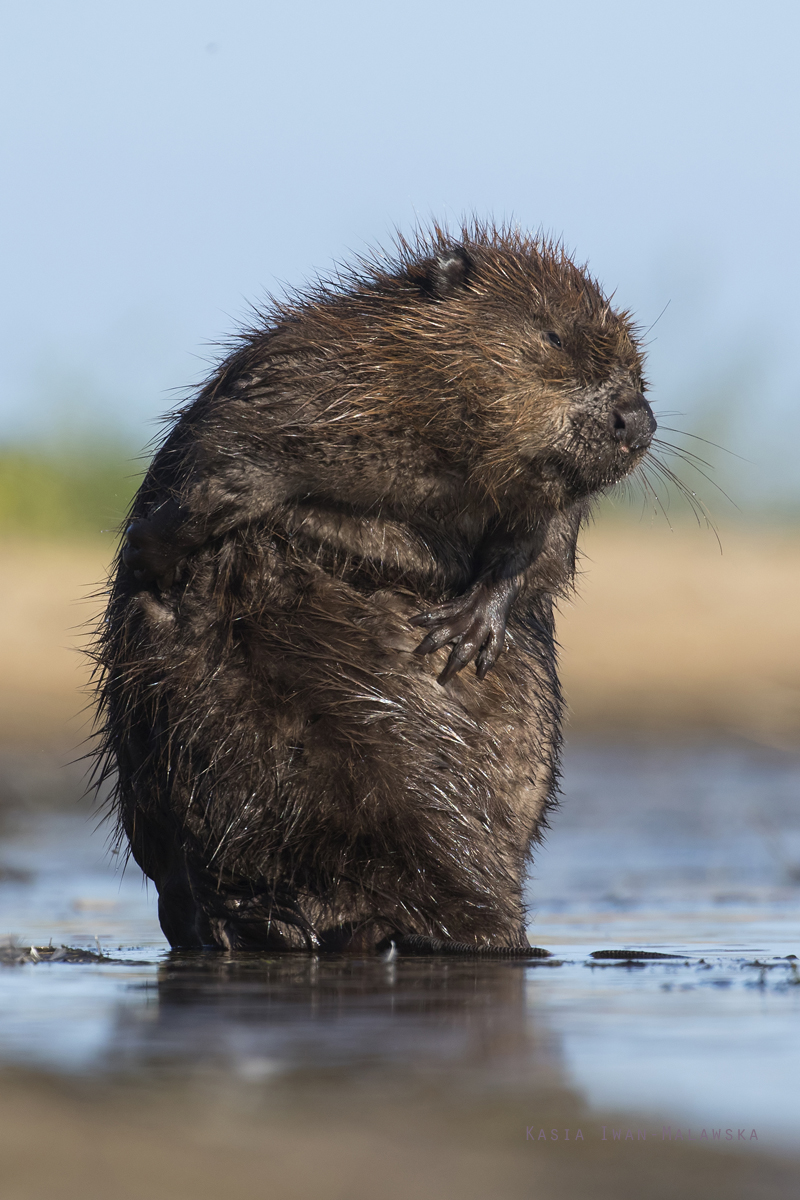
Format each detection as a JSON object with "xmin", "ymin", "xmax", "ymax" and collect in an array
[{"xmin": 545, "ymin": 331, "xmax": 562, "ymax": 349}]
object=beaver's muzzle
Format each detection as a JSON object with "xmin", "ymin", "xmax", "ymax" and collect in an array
[{"xmin": 610, "ymin": 391, "xmax": 657, "ymax": 453}]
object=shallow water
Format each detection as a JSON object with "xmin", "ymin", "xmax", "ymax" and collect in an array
[{"xmin": 1, "ymin": 741, "xmax": 798, "ymax": 1151}]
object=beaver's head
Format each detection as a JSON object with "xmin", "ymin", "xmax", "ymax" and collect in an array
[{"xmin": 394, "ymin": 226, "xmax": 656, "ymax": 511}]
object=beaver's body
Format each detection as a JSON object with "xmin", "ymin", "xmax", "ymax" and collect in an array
[{"xmin": 93, "ymin": 225, "xmax": 654, "ymax": 951}]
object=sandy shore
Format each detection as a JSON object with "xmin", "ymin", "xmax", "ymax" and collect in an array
[
  {"xmin": 560, "ymin": 521, "xmax": 800, "ymax": 744},
  {"xmin": 0, "ymin": 522, "xmax": 798, "ymax": 750},
  {"xmin": 0, "ymin": 539, "xmax": 109, "ymax": 751}
]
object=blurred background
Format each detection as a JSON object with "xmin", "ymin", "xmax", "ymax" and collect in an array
[{"xmin": 1, "ymin": 5, "xmax": 799, "ymax": 1196}]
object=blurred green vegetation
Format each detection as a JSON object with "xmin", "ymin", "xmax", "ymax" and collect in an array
[{"xmin": 0, "ymin": 446, "xmax": 143, "ymax": 538}]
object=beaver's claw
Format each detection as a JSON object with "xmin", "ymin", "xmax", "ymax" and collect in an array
[{"xmin": 410, "ymin": 580, "xmax": 516, "ymax": 684}]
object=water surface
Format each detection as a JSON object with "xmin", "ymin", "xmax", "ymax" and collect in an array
[{"xmin": 1, "ymin": 741, "xmax": 798, "ymax": 1151}]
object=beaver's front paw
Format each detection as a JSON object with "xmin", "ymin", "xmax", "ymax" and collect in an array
[{"xmin": 410, "ymin": 578, "xmax": 518, "ymax": 684}]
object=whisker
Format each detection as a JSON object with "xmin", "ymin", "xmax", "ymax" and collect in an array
[
  {"xmin": 653, "ymin": 437, "xmax": 716, "ymax": 471},
  {"xmin": 652, "ymin": 450, "xmax": 738, "ymax": 510},
  {"xmin": 644, "ymin": 456, "xmax": 724, "ymax": 550},
  {"xmin": 655, "ymin": 425, "xmax": 749, "ymax": 460},
  {"xmin": 650, "ymin": 475, "xmax": 706, "ymax": 538},
  {"xmin": 616, "ymin": 471, "xmax": 655, "ymax": 522},
  {"xmin": 645, "ymin": 458, "xmax": 698, "ymax": 512},
  {"xmin": 641, "ymin": 300, "xmax": 671, "ymax": 338},
  {"xmin": 637, "ymin": 464, "xmax": 676, "ymax": 530},
  {"xmin": 644, "ymin": 432, "xmax": 738, "ymax": 508},
  {"xmin": 634, "ymin": 457, "xmax": 672, "ymax": 513}
]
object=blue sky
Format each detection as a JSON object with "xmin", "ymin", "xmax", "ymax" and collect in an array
[{"xmin": 2, "ymin": 0, "xmax": 798, "ymax": 505}]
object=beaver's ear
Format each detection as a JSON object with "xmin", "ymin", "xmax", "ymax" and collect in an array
[{"xmin": 424, "ymin": 246, "xmax": 472, "ymax": 298}]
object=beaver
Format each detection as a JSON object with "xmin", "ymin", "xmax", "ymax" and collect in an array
[{"xmin": 91, "ymin": 223, "xmax": 655, "ymax": 953}]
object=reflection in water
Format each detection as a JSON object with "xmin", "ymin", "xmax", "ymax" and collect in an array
[{"xmin": 110, "ymin": 953, "xmax": 565, "ymax": 1091}]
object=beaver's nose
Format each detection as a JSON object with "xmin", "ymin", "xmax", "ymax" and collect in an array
[{"xmin": 610, "ymin": 392, "xmax": 657, "ymax": 452}]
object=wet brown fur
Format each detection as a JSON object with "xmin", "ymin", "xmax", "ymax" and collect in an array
[{"xmin": 91, "ymin": 222, "xmax": 651, "ymax": 952}]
